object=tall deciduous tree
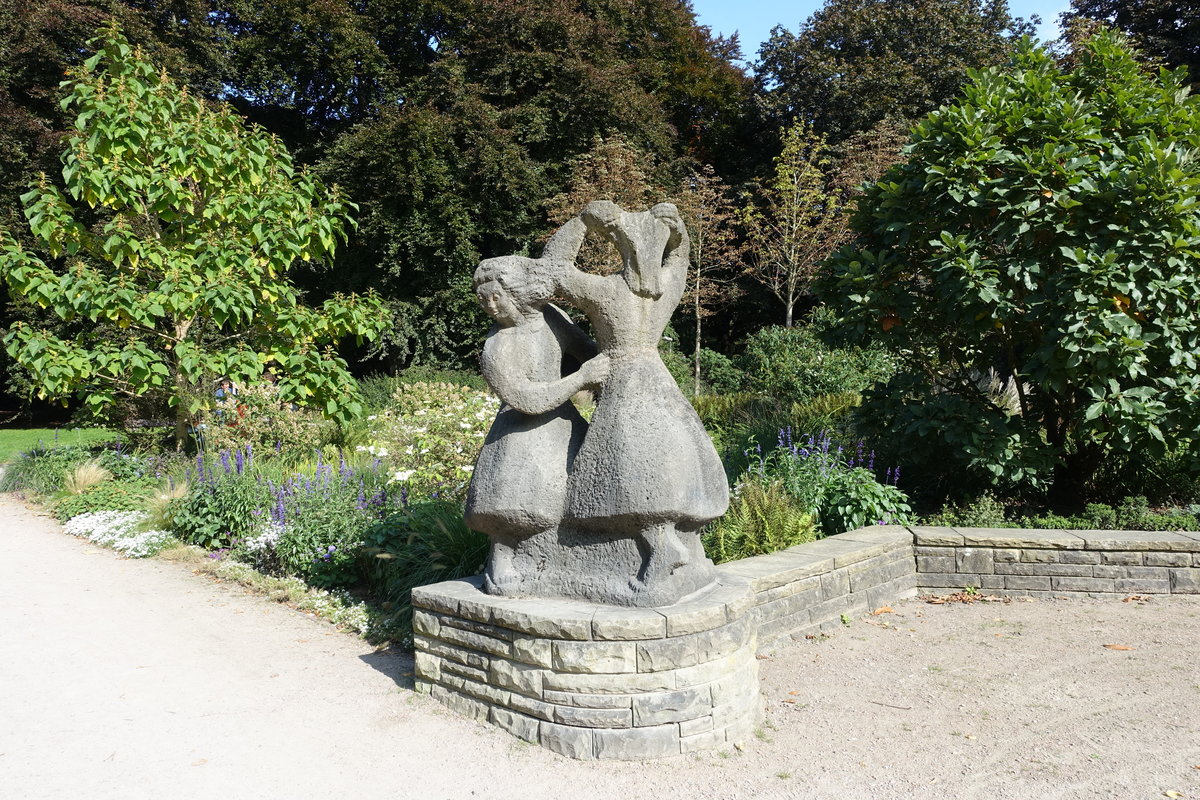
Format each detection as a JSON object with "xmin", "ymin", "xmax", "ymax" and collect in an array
[
  {"xmin": 742, "ymin": 121, "xmax": 847, "ymax": 328},
  {"xmin": 0, "ymin": 26, "xmax": 387, "ymax": 446},
  {"xmin": 755, "ymin": 0, "xmax": 1035, "ymax": 142},
  {"xmin": 673, "ymin": 164, "xmax": 744, "ymax": 393},
  {"xmin": 819, "ymin": 33, "xmax": 1200, "ymax": 499}
]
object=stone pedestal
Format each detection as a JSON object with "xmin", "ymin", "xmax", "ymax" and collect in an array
[{"xmin": 411, "ymin": 576, "xmax": 760, "ymax": 759}]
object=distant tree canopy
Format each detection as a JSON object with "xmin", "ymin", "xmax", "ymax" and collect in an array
[
  {"xmin": 1060, "ymin": 0, "xmax": 1199, "ymax": 82},
  {"xmin": 755, "ymin": 0, "xmax": 1036, "ymax": 143}
]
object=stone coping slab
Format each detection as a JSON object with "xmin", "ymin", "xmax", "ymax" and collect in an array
[{"xmin": 413, "ymin": 576, "xmax": 755, "ymax": 642}]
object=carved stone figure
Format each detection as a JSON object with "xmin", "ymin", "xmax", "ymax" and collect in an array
[{"xmin": 465, "ymin": 201, "xmax": 729, "ymax": 607}]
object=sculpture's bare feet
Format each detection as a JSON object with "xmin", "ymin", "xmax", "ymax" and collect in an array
[
  {"xmin": 483, "ymin": 541, "xmax": 523, "ymax": 595},
  {"xmin": 628, "ymin": 524, "xmax": 690, "ymax": 604}
]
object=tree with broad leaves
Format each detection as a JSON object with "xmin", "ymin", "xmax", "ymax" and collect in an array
[
  {"xmin": 0, "ymin": 25, "xmax": 387, "ymax": 447},
  {"xmin": 742, "ymin": 121, "xmax": 848, "ymax": 329},
  {"xmin": 1059, "ymin": 0, "xmax": 1199, "ymax": 84},
  {"xmin": 819, "ymin": 32, "xmax": 1200, "ymax": 501}
]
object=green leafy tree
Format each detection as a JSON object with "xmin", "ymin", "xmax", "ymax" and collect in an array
[
  {"xmin": 0, "ymin": 26, "xmax": 387, "ymax": 446},
  {"xmin": 673, "ymin": 164, "xmax": 744, "ymax": 392},
  {"xmin": 755, "ymin": 0, "xmax": 1035, "ymax": 142},
  {"xmin": 1060, "ymin": 0, "xmax": 1198, "ymax": 83},
  {"xmin": 742, "ymin": 121, "xmax": 847, "ymax": 328},
  {"xmin": 819, "ymin": 33, "xmax": 1200, "ymax": 499}
]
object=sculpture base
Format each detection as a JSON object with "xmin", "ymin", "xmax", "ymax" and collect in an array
[
  {"xmin": 411, "ymin": 576, "xmax": 760, "ymax": 760},
  {"xmin": 485, "ymin": 525, "xmax": 719, "ymax": 607}
]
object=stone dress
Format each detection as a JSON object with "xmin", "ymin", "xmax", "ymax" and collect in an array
[
  {"xmin": 560, "ymin": 205, "xmax": 729, "ymax": 533},
  {"xmin": 464, "ymin": 305, "xmax": 591, "ymax": 537}
]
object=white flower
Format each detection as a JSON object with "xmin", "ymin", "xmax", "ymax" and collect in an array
[
  {"xmin": 459, "ymin": 422, "xmax": 471, "ymax": 429},
  {"xmin": 415, "ymin": 409, "xmax": 427, "ymax": 416},
  {"xmin": 390, "ymin": 470, "xmax": 415, "ymax": 482},
  {"xmin": 375, "ymin": 447, "xmax": 389, "ymax": 457},
  {"xmin": 459, "ymin": 465, "xmax": 474, "ymax": 473},
  {"xmin": 355, "ymin": 445, "xmax": 368, "ymax": 452},
  {"xmin": 367, "ymin": 415, "xmax": 377, "ymax": 421}
]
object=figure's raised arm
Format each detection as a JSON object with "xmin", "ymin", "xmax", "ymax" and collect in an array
[
  {"xmin": 481, "ymin": 334, "xmax": 609, "ymax": 416},
  {"xmin": 544, "ymin": 304, "xmax": 599, "ymax": 364},
  {"xmin": 651, "ymin": 203, "xmax": 690, "ymax": 280}
]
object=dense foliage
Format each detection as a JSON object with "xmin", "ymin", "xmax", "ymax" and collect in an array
[
  {"xmin": 755, "ymin": 0, "xmax": 1035, "ymax": 142},
  {"xmin": 821, "ymin": 33, "xmax": 1200, "ymax": 499},
  {"xmin": 0, "ymin": 28, "xmax": 387, "ymax": 444}
]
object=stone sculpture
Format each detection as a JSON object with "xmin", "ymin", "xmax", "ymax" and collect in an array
[{"xmin": 466, "ymin": 201, "xmax": 729, "ymax": 607}]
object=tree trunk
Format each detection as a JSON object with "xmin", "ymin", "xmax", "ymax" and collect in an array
[
  {"xmin": 693, "ymin": 288, "xmax": 702, "ymax": 397},
  {"xmin": 785, "ymin": 297, "xmax": 794, "ymax": 328}
]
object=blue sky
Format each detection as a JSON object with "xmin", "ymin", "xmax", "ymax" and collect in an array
[{"xmin": 690, "ymin": 0, "xmax": 1071, "ymax": 65}]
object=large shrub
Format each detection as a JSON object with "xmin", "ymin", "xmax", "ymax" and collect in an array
[
  {"xmin": 738, "ymin": 318, "xmax": 895, "ymax": 404},
  {"xmin": 820, "ymin": 32, "xmax": 1200, "ymax": 499},
  {"xmin": 203, "ymin": 384, "xmax": 335, "ymax": 455},
  {"xmin": 364, "ymin": 381, "xmax": 498, "ymax": 496}
]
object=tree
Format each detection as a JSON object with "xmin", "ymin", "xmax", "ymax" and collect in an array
[
  {"xmin": 818, "ymin": 33, "xmax": 1200, "ymax": 499},
  {"xmin": 673, "ymin": 164, "xmax": 744, "ymax": 392},
  {"xmin": 1060, "ymin": 1, "xmax": 1198, "ymax": 83},
  {"xmin": 755, "ymin": 0, "xmax": 1035, "ymax": 142},
  {"xmin": 742, "ymin": 121, "xmax": 848, "ymax": 328},
  {"xmin": 0, "ymin": 26, "xmax": 387, "ymax": 446},
  {"xmin": 545, "ymin": 134, "xmax": 665, "ymax": 275}
]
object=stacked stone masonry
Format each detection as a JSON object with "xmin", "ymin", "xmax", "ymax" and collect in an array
[
  {"xmin": 912, "ymin": 526, "xmax": 1200, "ymax": 596},
  {"xmin": 411, "ymin": 576, "xmax": 762, "ymax": 760},
  {"xmin": 412, "ymin": 523, "xmax": 1199, "ymax": 759}
]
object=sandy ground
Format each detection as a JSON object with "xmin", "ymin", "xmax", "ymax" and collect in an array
[{"xmin": 2, "ymin": 493, "xmax": 1199, "ymax": 800}]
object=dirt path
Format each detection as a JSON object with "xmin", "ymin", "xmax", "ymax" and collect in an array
[{"xmin": 2, "ymin": 493, "xmax": 1198, "ymax": 800}]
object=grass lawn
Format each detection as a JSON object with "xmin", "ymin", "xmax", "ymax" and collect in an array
[{"xmin": 0, "ymin": 428, "xmax": 115, "ymax": 463}]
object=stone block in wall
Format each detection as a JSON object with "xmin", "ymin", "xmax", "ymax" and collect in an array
[
  {"xmin": 554, "ymin": 704, "xmax": 632, "ymax": 728},
  {"xmin": 1114, "ymin": 578, "xmax": 1170, "ymax": 593},
  {"xmin": 511, "ymin": 636, "xmax": 553, "ymax": 667},
  {"xmin": 542, "ymin": 690, "xmax": 631, "ymax": 709},
  {"xmin": 761, "ymin": 575, "xmax": 821, "ymax": 605},
  {"xmin": 1146, "ymin": 552, "xmax": 1192, "ymax": 567},
  {"xmin": 1051, "ymin": 576, "xmax": 1115, "ymax": 593},
  {"xmin": 995, "ymin": 562, "xmax": 1094, "ymax": 577},
  {"xmin": 632, "ymin": 686, "xmax": 711, "ymax": 726},
  {"xmin": 636, "ymin": 633, "xmax": 699, "ymax": 673},
  {"xmin": 979, "ymin": 575, "xmax": 1004, "ymax": 590},
  {"xmin": 1074, "ymin": 530, "xmax": 1200, "ymax": 552},
  {"xmin": 1100, "ymin": 551, "xmax": 1143, "ymax": 566},
  {"xmin": 431, "ymin": 684, "xmax": 492, "ymax": 722},
  {"xmin": 680, "ymin": 726, "xmax": 725, "ymax": 753},
  {"xmin": 956, "ymin": 548, "xmax": 995, "ymax": 575},
  {"xmin": 916, "ymin": 555, "xmax": 954, "ymax": 573},
  {"xmin": 490, "ymin": 706, "xmax": 539, "ymax": 743},
  {"xmin": 415, "ymin": 634, "xmax": 491, "ymax": 670},
  {"xmin": 918, "ymin": 572, "xmax": 980, "ymax": 589},
  {"xmin": 993, "ymin": 548, "xmax": 1020, "ymax": 563},
  {"xmin": 796, "ymin": 535, "xmax": 891, "ymax": 569},
  {"xmin": 592, "ymin": 724, "xmax": 678, "ymax": 760},
  {"xmin": 490, "ymin": 601, "xmax": 594, "ymax": 641},
  {"xmin": 550, "ymin": 640, "xmax": 638, "ymax": 674},
  {"xmin": 1004, "ymin": 575, "xmax": 1052, "ymax": 591},
  {"xmin": 820, "ymin": 569, "xmax": 850, "ymax": 599},
  {"xmin": 718, "ymin": 549, "xmax": 834, "ymax": 593},
  {"xmin": 489, "ymin": 659, "xmax": 544, "ymax": 698},
  {"xmin": 591, "ymin": 608, "xmax": 667, "ymax": 640},
  {"xmin": 910, "ymin": 527, "xmax": 964, "ymax": 546},
  {"xmin": 1170, "ymin": 569, "xmax": 1200, "ymax": 593},
  {"xmin": 959, "ymin": 529, "xmax": 1083, "ymax": 549},
  {"xmin": 539, "ymin": 721, "xmax": 594, "ymax": 759}
]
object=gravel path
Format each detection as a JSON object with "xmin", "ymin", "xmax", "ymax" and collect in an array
[{"xmin": 3, "ymin": 493, "xmax": 1199, "ymax": 799}]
